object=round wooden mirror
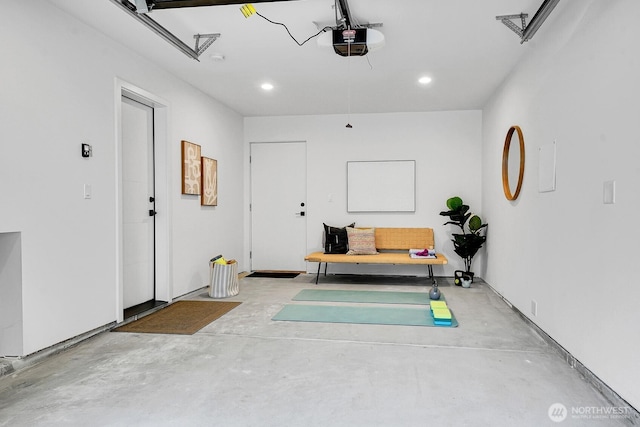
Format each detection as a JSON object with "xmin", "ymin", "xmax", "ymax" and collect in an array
[{"xmin": 502, "ymin": 125, "xmax": 525, "ymax": 201}]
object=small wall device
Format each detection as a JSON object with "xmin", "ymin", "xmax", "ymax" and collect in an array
[{"xmin": 81, "ymin": 143, "xmax": 92, "ymax": 158}]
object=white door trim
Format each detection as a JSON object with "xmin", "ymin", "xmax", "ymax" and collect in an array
[{"xmin": 114, "ymin": 79, "xmax": 172, "ymax": 323}]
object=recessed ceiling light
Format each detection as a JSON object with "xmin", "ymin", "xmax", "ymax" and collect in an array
[
  {"xmin": 418, "ymin": 76, "xmax": 432, "ymax": 85},
  {"xmin": 261, "ymin": 83, "xmax": 274, "ymax": 91}
]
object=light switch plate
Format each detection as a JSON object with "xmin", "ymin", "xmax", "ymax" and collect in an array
[{"xmin": 603, "ymin": 180, "xmax": 615, "ymax": 204}]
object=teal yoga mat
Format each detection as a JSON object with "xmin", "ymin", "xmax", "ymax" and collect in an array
[
  {"xmin": 272, "ymin": 304, "xmax": 458, "ymax": 327},
  {"xmin": 293, "ymin": 289, "xmax": 444, "ymax": 305}
]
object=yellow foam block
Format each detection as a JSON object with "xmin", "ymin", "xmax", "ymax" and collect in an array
[
  {"xmin": 432, "ymin": 308, "xmax": 452, "ymax": 320},
  {"xmin": 429, "ymin": 300, "xmax": 448, "ymax": 310}
]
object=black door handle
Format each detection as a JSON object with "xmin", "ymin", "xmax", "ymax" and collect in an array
[{"xmin": 149, "ymin": 210, "xmax": 157, "ymax": 216}]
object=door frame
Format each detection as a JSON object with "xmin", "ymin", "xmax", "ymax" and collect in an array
[{"xmin": 114, "ymin": 79, "xmax": 171, "ymax": 323}]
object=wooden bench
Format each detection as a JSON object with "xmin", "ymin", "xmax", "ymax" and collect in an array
[{"xmin": 304, "ymin": 227, "xmax": 448, "ymax": 284}]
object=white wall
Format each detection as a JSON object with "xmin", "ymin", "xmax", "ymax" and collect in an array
[
  {"xmin": 482, "ymin": 0, "xmax": 640, "ymax": 409},
  {"xmin": 0, "ymin": 1, "xmax": 244, "ymax": 355},
  {"xmin": 244, "ymin": 111, "xmax": 483, "ymax": 277}
]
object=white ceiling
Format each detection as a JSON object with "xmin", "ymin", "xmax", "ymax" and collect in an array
[{"xmin": 48, "ymin": 0, "xmax": 546, "ymax": 117}]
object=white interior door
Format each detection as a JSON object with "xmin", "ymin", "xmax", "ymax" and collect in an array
[
  {"xmin": 121, "ymin": 96, "xmax": 155, "ymax": 308},
  {"xmin": 251, "ymin": 142, "xmax": 307, "ymax": 271}
]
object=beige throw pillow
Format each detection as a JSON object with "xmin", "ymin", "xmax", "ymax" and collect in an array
[{"xmin": 346, "ymin": 227, "xmax": 378, "ymax": 255}]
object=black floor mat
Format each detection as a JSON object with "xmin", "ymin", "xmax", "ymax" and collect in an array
[{"xmin": 246, "ymin": 272, "xmax": 300, "ymax": 279}]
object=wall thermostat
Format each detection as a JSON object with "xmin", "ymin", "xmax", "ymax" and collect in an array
[{"xmin": 81, "ymin": 143, "xmax": 92, "ymax": 158}]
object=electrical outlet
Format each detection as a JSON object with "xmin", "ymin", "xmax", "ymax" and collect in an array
[{"xmin": 531, "ymin": 300, "xmax": 538, "ymax": 316}]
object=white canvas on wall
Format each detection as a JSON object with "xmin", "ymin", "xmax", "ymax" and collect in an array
[{"xmin": 347, "ymin": 160, "xmax": 416, "ymax": 212}]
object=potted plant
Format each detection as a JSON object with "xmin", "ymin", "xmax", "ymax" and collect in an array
[{"xmin": 439, "ymin": 196, "xmax": 487, "ymax": 284}]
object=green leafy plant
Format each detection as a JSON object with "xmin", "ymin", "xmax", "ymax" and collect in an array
[{"xmin": 439, "ymin": 196, "xmax": 488, "ymax": 273}]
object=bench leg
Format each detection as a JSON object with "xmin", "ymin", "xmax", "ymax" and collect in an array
[
  {"xmin": 427, "ymin": 265, "xmax": 435, "ymax": 284},
  {"xmin": 313, "ymin": 263, "xmax": 329, "ymax": 285},
  {"xmin": 315, "ymin": 263, "xmax": 322, "ymax": 285}
]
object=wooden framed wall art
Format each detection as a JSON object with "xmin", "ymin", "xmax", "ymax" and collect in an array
[
  {"xmin": 501, "ymin": 126, "xmax": 525, "ymax": 201},
  {"xmin": 181, "ymin": 140, "xmax": 201, "ymax": 195},
  {"xmin": 201, "ymin": 157, "xmax": 218, "ymax": 206}
]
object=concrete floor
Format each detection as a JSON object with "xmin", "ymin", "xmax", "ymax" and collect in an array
[{"xmin": 0, "ymin": 275, "xmax": 635, "ymax": 426}]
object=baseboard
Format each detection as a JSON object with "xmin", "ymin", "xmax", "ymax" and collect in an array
[
  {"xmin": 486, "ymin": 283, "xmax": 639, "ymax": 425},
  {"xmin": 0, "ymin": 321, "xmax": 115, "ymax": 379}
]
